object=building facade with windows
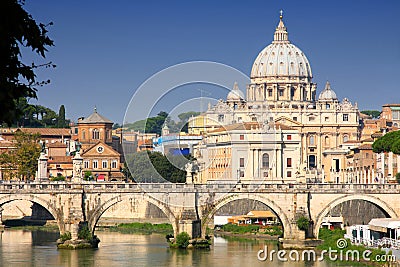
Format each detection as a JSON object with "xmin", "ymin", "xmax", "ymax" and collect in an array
[
  {"xmin": 192, "ymin": 122, "xmax": 301, "ymax": 183},
  {"xmin": 77, "ymin": 108, "xmax": 123, "ymax": 181},
  {"xmin": 189, "ymin": 14, "xmax": 361, "ymax": 183}
]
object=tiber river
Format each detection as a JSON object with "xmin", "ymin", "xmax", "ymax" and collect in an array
[{"xmin": 0, "ymin": 229, "xmax": 356, "ymax": 267}]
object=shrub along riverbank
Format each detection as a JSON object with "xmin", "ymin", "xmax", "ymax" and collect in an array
[
  {"xmin": 106, "ymin": 222, "xmax": 174, "ymax": 235},
  {"xmin": 216, "ymin": 224, "xmax": 282, "ymax": 239},
  {"xmin": 317, "ymin": 228, "xmax": 391, "ymax": 266}
]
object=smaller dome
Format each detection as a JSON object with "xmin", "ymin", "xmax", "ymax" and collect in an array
[
  {"xmin": 227, "ymin": 82, "xmax": 244, "ymax": 101},
  {"xmin": 318, "ymin": 81, "xmax": 337, "ymax": 100}
]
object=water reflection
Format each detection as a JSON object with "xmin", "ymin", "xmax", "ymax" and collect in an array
[{"xmin": 0, "ymin": 229, "xmax": 342, "ymax": 267}]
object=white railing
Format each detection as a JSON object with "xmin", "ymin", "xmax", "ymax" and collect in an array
[
  {"xmin": 346, "ymin": 235, "xmax": 400, "ymax": 250},
  {"xmin": 0, "ymin": 181, "xmax": 399, "ymax": 193}
]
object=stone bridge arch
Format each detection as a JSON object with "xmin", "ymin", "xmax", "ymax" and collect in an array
[
  {"xmin": 201, "ymin": 193, "xmax": 293, "ymax": 239},
  {"xmin": 314, "ymin": 194, "xmax": 398, "ymax": 238},
  {"xmin": 87, "ymin": 193, "xmax": 178, "ymax": 236},
  {"xmin": 0, "ymin": 194, "xmax": 63, "ymax": 232}
]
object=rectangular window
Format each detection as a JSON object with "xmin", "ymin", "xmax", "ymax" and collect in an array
[
  {"xmin": 343, "ymin": 114, "xmax": 349, "ymax": 121},
  {"xmin": 279, "ymin": 89, "xmax": 284, "ymax": 97},
  {"xmin": 102, "ymin": 160, "xmax": 108, "ymax": 169},
  {"xmin": 240, "ymin": 171, "xmax": 244, "ymax": 178},
  {"xmin": 239, "ymin": 158, "xmax": 244, "ymax": 168},
  {"xmin": 218, "ymin": 114, "xmax": 224, "ymax": 122},
  {"xmin": 238, "ymin": 117, "xmax": 242, "ymax": 122},
  {"xmin": 84, "ymin": 161, "xmax": 89, "ymax": 169},
  {"xmin": 240, "ymin": 134, "xmax": 244, "ymax": 140},
  {"xmin": 93, "ymin": 160, "xmax": 98, "ymax": 169},
  {"xmin": 287, "ymin": 135, "xmax": 292, "ymax": 140},
  {"xmin": 334, "ymin": 159, "xmax": 340, "ymax": 172},
  {"xmin": 287, "ymin": 171, "xmax": 292, "ymax": 178},
  {"xmin": 393, "ymin": 111, "xmax": 400, "ymax": 120},
  {"xmin": 268, "ymin": 90, "xmax": 273, "ymax": 97},
  {"xmin": 293, "ymin": 117, "xmax": 297, "ymax": 121},
  {"xmin": 112, "ymin": 160, "xmax": 117, "ymax": 169},
  {"xmin": 287, "ymin": 158, "xmax": 292, "ymax": 168},
  {"xmin": 309, "ymin": 117, "xmax": 315, "ymax": 121},
  {"xmin": 325, "ymin": 117, "xmax": 329, "ymax": 122}
]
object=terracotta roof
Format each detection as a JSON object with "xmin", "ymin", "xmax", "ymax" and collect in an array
[
  {"xmin": 48, "ymin": 156, "xmax": 73, "ymax": 163},
  {"xmin": 48, "ymin": 142, "xmax": 67, "ymax": 148},
  {"xmin": 361, "ymin": 138, "xmax": 374, "ymax": 143},
  {"xmin": 16, "ymin": 128, "xmax": 71, "ymax": 136},
  {"xmin": 371, "ymin": 132, "xmax": 383, "ymax": 138},
  {"xmin": 359, "ymin": 113, "xmax": 371, "ymax": 119},
  {"xmin": 79, "ymin": 109, "xmax": 113, "ymax": 124},
  {"xmin": 245, "ymin": 210, "xmax": 276, "ymax": 218},
  {"xmin": 358, "ymin": 144, "xmax": 372, "ymax": 150},
  {"xmin": 0, "ymin": 140, "xmax": 15, "ymax": 148}
]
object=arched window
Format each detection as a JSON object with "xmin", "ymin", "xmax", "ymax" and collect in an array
[
  {"xmin": 262, "ymin": 153, "xmax": 269, "ymax": 169},
  {"xmin": 324, "ymin": 136, "xmax": 330, "ymax": 146},
  {"xmin": 92, "ymin": 129, "xmax": 100, "ymax": 139},
  {"xmin": 343, "ymin": 135, "xmax": 349, "ymax": 143}
]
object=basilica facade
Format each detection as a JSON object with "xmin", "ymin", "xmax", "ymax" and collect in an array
[{"xmin": 189, "ymin": 14, "xmax": 361, "ymax": 183}]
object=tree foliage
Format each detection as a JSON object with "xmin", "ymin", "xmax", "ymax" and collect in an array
[
  {"xmin": 0, "ymin": 0, "xmax": 54, "ymax": 125},
  {"xmin": 361, "ymin": 110, "xmax": 381, "ymax": 119},
  {"xmin": 0, "ymin": 131, "xmax": 41, "ymax": 180},
  {"xmin": 125, "ymin": 111, "xmax": 200, "ymax": 134},
  {"xmin": 124, "ymin": 112, "xmax": 168, "ymax": 135},
  {"xmin": 175, "ymin": 232, "xmax": 190, "ymax": 248},
  {"xmin": 372, "ymin": 130, "xmax": 400, "ymax": 154},
  {"xmin": 57, "ymin": 105, "xmax": 66, "ymax": 128},
  {"xmin": 124, "ymin": 151, "xmax": 193, "ymax": 183},
  {"xmin": 296, "ymin": 216, "xmax": 310, "ymax": 231}
]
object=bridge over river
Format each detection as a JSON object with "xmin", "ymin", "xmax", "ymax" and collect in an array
[{"xmin": 1, "ymin": 182, "xmax": 399, "ymax": 248}]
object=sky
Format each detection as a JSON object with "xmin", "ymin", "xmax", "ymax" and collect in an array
[{"xmin": 24, "ymin": 0, "xmax": 400, "ymax": 124}]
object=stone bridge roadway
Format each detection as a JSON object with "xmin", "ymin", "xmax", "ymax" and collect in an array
[{"xmin": 0, "ymin": 182, "xmax": 399, "ymax": 247}]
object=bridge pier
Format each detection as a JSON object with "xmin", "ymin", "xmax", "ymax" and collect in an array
[
  {"xmin": 178, "ymin": 220, "xmax": 201, "ymax": 239},
  {"xmin": 279, "ymin": 222, "xmax": 321, "ymax": 248},
  {"xmin": 65, "ymin": 223, "xmax": 80, "ymax": 240}
]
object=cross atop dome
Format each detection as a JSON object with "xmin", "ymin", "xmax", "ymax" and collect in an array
[{"xmin": 273, "ymin": 10, "xmax": 289, "ymax": 43}]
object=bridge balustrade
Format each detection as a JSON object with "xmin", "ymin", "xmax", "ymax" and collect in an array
[{"xmin": 1, "ymin": 181, "xmax": 400, "ymax": 193}]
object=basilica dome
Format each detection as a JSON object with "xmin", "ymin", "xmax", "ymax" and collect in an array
[
  {"xmin": 251, "ymin": 16, "xmax": 312, "ymax": 79},
  {"xmin": 227, "ymin": 82, "xmax": 244, "ymax": 101},
  {"xmin": 318, "ymin": 81, "xmax": 337, "ymax": 100}
]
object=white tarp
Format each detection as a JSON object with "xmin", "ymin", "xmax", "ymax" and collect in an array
[{"xmin": 368, "ymin": 218, "xmax": 400, "ymax": 232}]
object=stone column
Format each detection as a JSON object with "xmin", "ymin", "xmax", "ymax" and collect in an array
[
  {"xmin": 388, "ymin": 152, "xmax": 393, "ymax": 179},
  {"xmin": 380, "ymin": 153, "xmax": 385, "ymax": 179},
  {"xmin": 0, "ymin": 207, "xmax": 3, "ymax": 225},
  {"xmin": 372, "ymin": 169, "xmax": 375, "ymax": 183},
  {"xmin": 36, "ymin": 152, "xmax": 48, "ymax": 182},
  {"xmin": 368, "ymin": 169, "xmax": 371, "ymax": 184},
  {"xmin": 72, "ymin": 152, "xmax": 83, "ymax": 183},
  {"xmin": 397, "ymin": 155, "xmax": 400, "ymax": 174}
]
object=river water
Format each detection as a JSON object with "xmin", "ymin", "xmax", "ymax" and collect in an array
[{"xmin": 0, "ymin": 229, "xmax": 354, "ymax": 267}]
